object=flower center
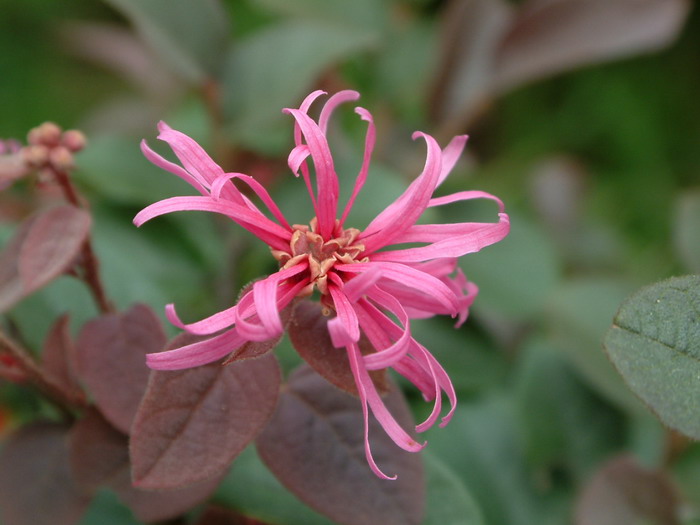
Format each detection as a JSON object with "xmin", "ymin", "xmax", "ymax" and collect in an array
[{"xmin": 272, "ymin": 218, "xmax": 366, "ymax": 297}]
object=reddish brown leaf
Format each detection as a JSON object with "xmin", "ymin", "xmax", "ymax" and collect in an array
[
  {"xmin": 256, "ymin": 365, "xmax": 425, "ymax": 525},
  {"xmin": 42, "ymin": 314, "xmax": 83, "ymax": 399},
  {"xmin": 575, "ymin": 455, "xmax": 679, "ymax": 525},
  {"xmin": 0, "ymin": 205, "xmax": 91, "ymax": 313},
  {"xmin": 0, "ymin": 422, "xmax": 91, "ymax": 525},
  {"xmin": 429, "ymin": 0, "xmax": 513, "ymax": 126},
  {"xmin": 75, "ymin": 303, "xmax": 166, "ymax": 434},
  {"xmin": 130, "ymin": 353, "xmax": 281, "ymax": 489},
  {"xmin": 288, "ymin": 300, "xmax": 387, "ymax": 397},
  {"xmin": 223, "ymin": 301, "xmax": 293, "ymax": 365},
  {"xmin": 70, "ymin": 409, "xmax": 222, "ymax": 522},
  {"xmin": 493, "ymin": 0, "xmax": 691, "ymax": 92}
]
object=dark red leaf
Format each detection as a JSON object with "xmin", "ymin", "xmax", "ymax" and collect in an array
[
  {"xmin": 130, "ymin": 353, "xmax": 281, "ymax": 489},
  {"xmin": 256, "ymin": 365, "xmax": 425, "ymax": 525},
  {"xmin": 429, "ymin": 0, "xmax": 513, "ymax": 126},
  {"xmin": 0, "ymin": 422, "xmax": 91, "ymax": 525},
  {"xmin": 42, "ymin": 314, "xmax": 83, "ymax": 400},
  {"xmin": 70, "ymin": 409, "xmax": 222, "ymax": 522},
  {"xmin": 493, "ymin": 0, "xmax": 690, "ymax": 92},
  {"xmin": 75, "ymin": 303, "xmax": 166, "ymax": 434},
  {"xmin": 575, "ymin": 454, "xmax": 679, "ymax": 525},
  {"xmin": 288, "ymin": 300, "xmax": 387, "ymax": 397},
  {"xmin": 0, "ymin": 205, "xmax": 91, "ymax": 313}
]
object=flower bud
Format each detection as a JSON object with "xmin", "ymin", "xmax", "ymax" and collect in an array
[
  {"xmin": 27, "ymin": 122, "xmax": 62, "ymax": 147},
  {"xmin": 62, "ymin": 129, "xmax": 87, "ymax": 152},
  {"xmin": 21, "ymin": 144, "xmax": 49, "ymax": 167},
  {"xmin": 49, "ymin": 146, "xmax": 74, "ymax": 171}
]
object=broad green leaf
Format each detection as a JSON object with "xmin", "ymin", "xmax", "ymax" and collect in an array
[
  {"xmin": 254, "ymin": 0, "xmax": 387, "ymax": 33},
  {"xmin": 78, "ymin": 490, "xmax": 142, "ymax": 525},
  {"xmin": 546, "ymin": 277, "xmax": 643, "ymax": 413},
  {"xmin": 214, "ymin": 446, "xmax": 335, "ymax": 525},
  {"xmin": 425, "ymin": 396, "xmax": 542, "ymax": 525},
  {"xmin": 673, "ymin": 191, "xmax": 700, "ymax": 273},
  {"xmin": 604, "ymin": 275, "xmax": 700, "ymax": 438},
  {"xmin": 422, "ymin": 452, "xmax": 484, "ymax": 525},
  {"xmin": 103, "ymin": 0, "xmax": 230, "ymax": 83},
  {"xmin": 461, "ymin": 213, "xmax": 561, "ymax": 321},
  {"xmin": 514, "ymin": 338, "xmax": 623, "ymax": 481},
  {"xmin": 223, "ymin": 20, "xmax": 377, "ymax": 152}
]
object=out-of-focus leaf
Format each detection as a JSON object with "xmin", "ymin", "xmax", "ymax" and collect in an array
[
  {"xmin": 574, "ymin": 455, "xmax": 679, "ymax": 525},
  {"xmin": 0, "ymin": 422, "xmax": 91, "ymax": 525},
  {"xmin": 429, "ymin": 0, "xmax": 513, "ymax": 127},
  {"xmin": 223, "ymin": 20, "xmax": 377, "ymax": 153},
  {"xmin": 672, "ymin": 443, "xmax": 700, "ymax": 510},
  {"xmin": 130, "ymin": 353, "xmax": 280, "ymax": 489},
  {"xmin": 70, "ymin": 409, "xmax": 222, "ymax": 522},
  {"xmin": 546, "ymin": 277, "xmax": 643, "ymax": 413},
  {"xmin": 78, "ymin": 490, "xmax": 142, "ymax": 525},
  {"xmin": 256, "ymin": 365, "xmax": 425, "ymax": 525},
  {"xmin": 423, "ymin": 452, "xmax": 485, "ymax": 525},
  {"xmin": 255, "ymin": 0, "xmax": 387, "ymax": 32},
  {"xmin": 673, "ymin": 191, "xmax": 700, "ymax": 273},
  {"xmin": 461, "ymin": 213, "xmax": 561, "ymax": 321},
  {"xmin": 215, "ymin": 446, "xmax": 335, "ymax": 525},
  {"xmin": 604, "ymin": 275, "xmax": 700, "ymax": 438},
  {"xmin": 288, "ymin": 300, "xmax": 387, "ymax": 396},
  {"xmin": 103, "ymin": 0, "xmax": 230, "ymax": 83},
  {"xmin": 493, "ymin": 0, "xmax": 691, "ymax": 92},
  {"xmin": 425, "ymin": 396, "xmax": 541, "ymax": 525},
  {"xmin": 194, "ymin": 506, "xmax": 273, "ymax": 525},
  {"xmin": 42, "ymin": 313, "xmax": 83, "ymax": 399},
  {"xmin": 514, "ymin": 338, "xmax": 624, "ymax": 480},
  {"xmin": 0, "ymin": 205, "xmax": 91, "ymax": 313},
  {"xmin": 76, "ymin": 135, "xmax": 195, "ymax": 205},
  {"xmin": 75, "ymin": 304, "xmax": 166, "ymax": 434}
]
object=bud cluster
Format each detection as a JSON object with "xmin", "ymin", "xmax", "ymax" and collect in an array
[{"xmin": 23, "ymin": 122, "xmax": 86, "ymax": 172}]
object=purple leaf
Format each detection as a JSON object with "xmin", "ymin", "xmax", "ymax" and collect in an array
[
  {"xmin": 574, "ymin": 454, "xmax": 679, "ymax": 525},
  {"xmin": 493, "ymin": 0, "xmax": 691, "ymax": 92},
  {"xmin": 429, "ymin": 0, "xmax": 513, "ymax": 127},
  {"xmin": 130, "ymin": 353, "xmax": 280, "ymax": 489},
  {"xmin": 75, "ymin": 303, "xmax": 166, "ymax": 434},
  {"xmin": 42, "ymin": 314, "xmax": 84, "ymax": 400},
  {"xmin": 70, "ymin": 409, "xmax": 222, "ymax": 522},
  {"xmin": 0, "ymin": 205, "xmax": 91, "ymax": 313},
  {"xmin": 288, "ymin": 300, "xmax": 387, "ymax": 396},
  {"xmin": 0, "ymin": 422, "xmax": 91, "ymax": 525},
  {"xmin": 256, "ymin": 365, "xmax": 425, "ymax": 525}
]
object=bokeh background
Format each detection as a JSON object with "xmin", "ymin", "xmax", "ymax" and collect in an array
[{"xmin": 1, "ymin": 1, "xmax": 699, "ymax": 524}]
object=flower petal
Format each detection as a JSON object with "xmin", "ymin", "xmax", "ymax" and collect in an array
[
  {"xmin": 140, "ymin": 140, "xmax": 208, "ymax": 195},
  {"xmin": 436, "ymin": 135, "xmax": 468, "ymax": 187},
  {"xmin": 327, "ymin": 285, "xmax": 360, "ymax": 347},
  {"xmin": 359, "ymin": 132, "xmax": 442, "ymax": 253},
  {"xmin": 146, "ymin": 327, "xmax": 246, "ymax": 370},
  {"xmin": 318, "ymin": 90, "xmax": 360, "ymax": 134},
  {"xmin": 340, "ymin": 107, "xmax": 375, "ymax": 227},
  {"xmin": 133, "ymin": 196, "xmax": 291, "ymax": 251}
]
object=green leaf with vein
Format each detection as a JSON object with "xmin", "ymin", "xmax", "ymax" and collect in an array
[{"xmin": 604, "ymin": 275, "xmax": 700, "ymax": 438}]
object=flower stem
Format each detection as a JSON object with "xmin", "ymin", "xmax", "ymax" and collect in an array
[{"xmin": 50, "ymin": 167, "xmax": 114, "ymax": 315}]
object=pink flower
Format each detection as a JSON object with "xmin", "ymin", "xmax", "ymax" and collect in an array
[{"xmin": 134, "ymin": 90, "xmax": 509, "ymax": 479}]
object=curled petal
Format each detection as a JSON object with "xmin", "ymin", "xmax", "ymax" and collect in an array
[
  {"xmin": 360, "ymin": 132, "xmax": 442, "ymax": 254},
  {"xmin": 327, "ymin": 285, "xmax": 361, "ymax": 347},
  {"xmin": 318, "ymin": 90, "xmax": 360, "ymax": 134},
  {"xmin": 165, "ymin": 302, "xmax": 238, "ymax": 335},
  {"xmin": 146, "ymin": 327, "xmax": 246, "ymax": 370},
  {"xmin": 340, "ymin": 106, "xmax": 376, "ymax": 227},
  {"xmin": 140, "ymin": 140, "xmax": 208, "ymax": 195},
  {"xmin": 253, "ymin": 264, "xmax": 309, "ymax": 339},
  {"xmin": 436, "ymin": 135, "xmax": 468, "ymax": 187}
]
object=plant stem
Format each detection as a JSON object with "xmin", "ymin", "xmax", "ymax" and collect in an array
[
  {"xmin": 50, "ymin": 167, "xmax": 114, "ymax": 315},
  {"xmin": 0, "ymin": 330, "xmax": 86, "ymax": 419}
]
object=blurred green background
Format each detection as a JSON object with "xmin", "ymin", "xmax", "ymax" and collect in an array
[{"xmin": 1, "ymin": 0, "xmax": 699, "ymax": 524}]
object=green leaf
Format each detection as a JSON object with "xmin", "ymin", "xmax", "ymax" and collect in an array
[
  {"xmin": 254, "ymin": 0, "xmax": 387, "ymax": 33},
  {"xmin": 214, "ymin": 446, "xmax": 335, "ymax": 525},
  {"xmin": 422, "ymin": 452, "xmax": 485, "ymax": 525},
  {"xmin": 604, "ymin": 275, "xmax": 700, "ymax": 438},
  {"xmin": 673, "ymin": 191, "xmax": 700, "ymax": 273},
  {"xmin": 514, "ymin": 338, "xmax": 624, "ymax": 481},
  {"xmin": 222, "ymin": 20, "xmax": 377, "ymax": 152},
  {"xmin": 103, "ymin": 0, "xmax": 230, "ymax": 82},
  {"xmin": 545, "ymin": 277, "xmax": 644, "ymax": 413}
]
